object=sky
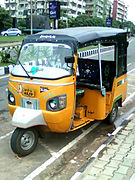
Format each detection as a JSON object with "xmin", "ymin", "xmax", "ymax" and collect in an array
[
  {"xmin": 110, "ymin": 0, "xmax": 135, "ymax": 24},
  {"xmin": 0, "ymin": 0, "xmax": 135, "ymax": 24},
  {"xmin": 123, "ymin": 0, "xmax": 135, "ymax": 24}
]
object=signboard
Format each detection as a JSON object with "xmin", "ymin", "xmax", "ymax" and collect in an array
[
  {"xmin": 106, "ymin": 17, "xmax": 112, "ymax": 27},
  {"xmin": 49, "ymin": 1, "xmax": 60, "ymax": 19}
]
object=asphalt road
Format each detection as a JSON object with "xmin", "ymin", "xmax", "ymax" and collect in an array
[{"xmin": 0, "ymin": 38, "xmax": 135, "ymax": 180}]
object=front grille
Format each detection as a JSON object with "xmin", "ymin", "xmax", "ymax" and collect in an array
[{"xmin": 21, "ymin": 97, "xmax": 40, "ymax": 110}]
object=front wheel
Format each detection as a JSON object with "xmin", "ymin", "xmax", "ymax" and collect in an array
[
  {"xmin": 107, "ymin": 102, "xmax": 118, "ymax": 124},
  {"xmin": 10, "ymin": 127, "xmax": 38, "ymax": 156}
]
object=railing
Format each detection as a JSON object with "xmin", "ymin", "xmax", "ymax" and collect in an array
[{"xmin": 0, "ymin": 45, "xmax": 113, "ymax": 76}]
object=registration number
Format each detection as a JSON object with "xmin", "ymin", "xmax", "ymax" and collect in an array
[{"xmin": 23, "ymin": 88, "xmax": 35, "ymax": 97}]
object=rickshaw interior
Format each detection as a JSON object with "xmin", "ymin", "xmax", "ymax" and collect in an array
[{"xmin": 74, "ymin": 33, "xmax": 128, "ymax": 128}]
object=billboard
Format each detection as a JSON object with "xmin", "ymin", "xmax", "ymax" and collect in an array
[
  {"xmin": 106, "ymin": 17, "xmax": 112, "ymax": 27},
  {"xmin": 49, "ymin": 1, "xmax": 60, "ymax": 19}
]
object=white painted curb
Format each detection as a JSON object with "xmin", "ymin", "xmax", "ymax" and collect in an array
[{"xmin": 0, "ymin": 67, "xmax": 4, "ymax": 75}]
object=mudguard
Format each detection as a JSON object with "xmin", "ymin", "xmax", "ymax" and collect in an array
[{"xmin": 12, "ymin": 107, "xmax": 47, "ymax": 128}]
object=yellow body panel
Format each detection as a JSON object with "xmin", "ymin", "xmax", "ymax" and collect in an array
[
  {"xmin": 8, "ymin": 51, "xmax": 127, "ymax": 132},
  {"xmin": 106, "ymin": 74, "xmax": 127, "ymax": 114},
  {"xmin": 76, "ymin": 88, "xmax": 106, "ymax": 120},
  {"xmin": 8, "ymin": 75, "xmax": 75, "ymax": 133},
  {"xmin": 75, "ymin": 74, "xmax": 127, "ymax": 121}
]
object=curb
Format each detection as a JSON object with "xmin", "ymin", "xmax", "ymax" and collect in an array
[
  {"xmin": 0, "ymin": 45, "xmax": 21, "ymax": 52},
  {"xmin": 70, "ymin": 112, "xmax": 135, "ymax": 180}
]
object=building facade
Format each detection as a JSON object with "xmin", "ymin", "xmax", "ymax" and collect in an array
[
  {"xmin": 56, "ymin": 0, "xmax": 86, "ymax": 18},
  {"xmin": 86, "ymin": 0, "xmax": 112, "ymax": 19},
  {"xmin": 4, "ymin": 0, "xmax": 128, "ymax": 22},
  {"xmin": 113, "ymin": 0, "xmax": 127, "ymax": 22},
  {"xmin": 5, "ymin": 0, "xmax": 47, "ymax": 19},
  {"xmin": 4, "ymin": 0, "xmax": 86, "ymax": 20}
]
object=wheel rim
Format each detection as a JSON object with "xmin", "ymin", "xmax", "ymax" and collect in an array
[
  {"xmin": 111, "ymin": 107, "xmax": 117, "ymax": 121},
  {"xmin": 20, "ymin": 131, "xmax": 35, "ymax": 150}
]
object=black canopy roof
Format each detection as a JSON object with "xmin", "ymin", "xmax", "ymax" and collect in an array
[
  {"xmin": 22, "ymin": 27, "xmax": 127, "ymax": 51},
  {"xmin": 38, "ymin": 26, "xmax": 126, "ymax": 44}
]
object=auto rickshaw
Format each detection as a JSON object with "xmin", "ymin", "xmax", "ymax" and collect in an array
[{"xmin": 8, "ymin": 27, "xmax": 128, "ymax": 156}]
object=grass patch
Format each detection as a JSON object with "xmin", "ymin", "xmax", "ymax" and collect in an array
[
  {"xmin": 78, "ymin": 45, "xmax": 97, "ymax": 52},
  {"xmin": 0, "ymin": 62, "xmax": 14, "ymax": 67},
  {"xmin": 0, "ymin": 35, "xmax": 26, "ymax": 44}
]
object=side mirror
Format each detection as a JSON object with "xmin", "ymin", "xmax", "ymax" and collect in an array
[{"xmin": 65, "ymin": 56, "xmax": 75, "ymax": 63}]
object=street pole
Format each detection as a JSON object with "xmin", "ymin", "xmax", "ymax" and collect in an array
[
  {"xmin": 109, "ymin": 6, "xmax": 111, "ymax": 18},
  {"xmin": 45, "ymin": 0, "xmax": 47, "ymax": 13},
  {"xmin": 30, "ymin": 0, "xmax": 33, "ymax": 35}
]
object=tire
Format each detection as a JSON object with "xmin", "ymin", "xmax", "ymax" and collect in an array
[
  {"xmin": 10, "ymin": 127, "xmax": 38, "ymax": 157},
  {"xmin": 4, "ymin": 33, "xmax": 8, "ymax": 36},
  {"xmin": 16, "ymin": 33, "xmax": 20, "ymax": 36},
  {"xmin": 107, "ymin": 102, "xmax": 118, "ymax": 124}
]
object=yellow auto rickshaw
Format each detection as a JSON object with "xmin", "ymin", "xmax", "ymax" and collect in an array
[{"xmin": 8, "ymin": 27, "xmax": 128, "ymax": 156}]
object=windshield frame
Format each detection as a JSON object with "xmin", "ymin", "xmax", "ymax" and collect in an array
[{"xmin": 12, "ymin": 42, "xmax": 75, "ymax": 80}]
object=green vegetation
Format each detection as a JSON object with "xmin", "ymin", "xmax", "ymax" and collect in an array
[
  {"xmin": 78, "ymin": 45, "xmax": 97, "ymax": 52},
  {"xmin": 0, "ymin": 35, "xmax": 26, "ymax": 44},
  {"xmin": 18, "ymin": 19, "xmax": 26, "ymax": 31},
  {"xmin": 59, "ymin": 14, "xmax": 135, "ymax": 34},
  {"xmin": 0, "ymin": 62, "xmax": 14, "ymax": 67},
  {"xmin": 0, "ymin": 7, "xmax": 12, "ymax": 32},
  {"xmin": 0, "ymin": 47, "xmax": 19, "ymax": 66}
]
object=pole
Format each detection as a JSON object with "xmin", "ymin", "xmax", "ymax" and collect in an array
[
  {"xmin": 45, "ymin": 0, "xmax": 47, "ymax": 13},
  {"xmin": 98, "ymin": 42, "xmax": 103, "ymax": 90},
  {"xmin": 30, "ymin": 0, "xmax": 33, "ymax": 35},
  {"xmin": 54, "ymin": 19, "xmax": 56, "ymax": 29}
]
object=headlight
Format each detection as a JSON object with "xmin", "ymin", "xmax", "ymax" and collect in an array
[
  {"xmin": 8, "ymin": 90, "xmax": 16, "ymax": 105},
  {"xmin": 49, "ymin": 100, "xmax": 57, "ymax": 109},
  {"xmin": 47, "ymin": 94, "xmax": 67, "ymax": 111}
]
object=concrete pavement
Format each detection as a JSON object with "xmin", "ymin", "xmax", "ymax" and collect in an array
[
  {"xmin": 73, "ymin": 114, "xmax": 135, "ymax": 180},
  {"xmin": 0, "ymin": 42, "xmax": 21, "ymax": 48}
]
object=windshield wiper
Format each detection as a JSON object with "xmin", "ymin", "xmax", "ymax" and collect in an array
[{"xmin": 18, "ymin": 60, "xmax": 33, "ymax": 80}]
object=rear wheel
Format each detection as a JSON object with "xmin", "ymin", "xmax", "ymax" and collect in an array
[
  {"xmin": 16, "ymin": 33, "xmax": 20, "ymax": 36},
  {"xmin": 107, "ymin": 102, "xmax": 118, "ymax": 124},
  {"xmin": 10, "ymin": 127, "xmax": 38, "ymax": 156},
  {"xmin": 4, "ymin": 33, "xmax": 8, "ymax": 36}
]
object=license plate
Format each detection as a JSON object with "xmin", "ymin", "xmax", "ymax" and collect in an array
[{"xmin": 23, "ymin": 88, "xmax": 35, "ymax": 97}]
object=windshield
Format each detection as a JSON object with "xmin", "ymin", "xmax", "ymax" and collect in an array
[{"xmin": 12, "ymin": 43, "xmax": 73, "ymax": 79}]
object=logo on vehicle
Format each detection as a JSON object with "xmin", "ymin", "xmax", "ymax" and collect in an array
[
  {"xmin": 17, "ymin": 84, "xmax": 23, "ymax": 93},
  {"xmin": 40, "ymin": 87, "xmax": 49, "ymax": 93}
]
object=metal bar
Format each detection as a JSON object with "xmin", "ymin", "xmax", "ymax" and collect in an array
[
  {"xmin": 30, "ymin": 0, "xmax": 33, "ymax": 35},
  {"xmin": 98, "ymin": 42, "xmax": 103, "ymax": 90}
]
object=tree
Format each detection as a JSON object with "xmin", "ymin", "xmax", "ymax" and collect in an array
[
  {"xmin": 68, "ymin": 15, "xmax": 105, "ymax": 28},
  {"xmin": 112, "ymin": 19, "xmax": 121, "ymax": 28},
  {"xmin": 18, "ymin": 18, "xmax": 26, "ymax": 31},
  {"xmin": 92, "ymin": 17, "xmax": 106, "ymax": 27},
  {"xmin": 68, "ymin": 17, "xmax": 76, "ymax": 27},
  {"xmin": 123, "ymin": 21, "xmax": 135, "ymax": 34},
  {"xmin": 0, "ymin": 7, "xmax": 12, "ymax": 32},
  {"xmin": 58, "ymin": 19, "xmax": 66, "ymax": 29},
  {"xmin": 73, "ymin": 14, "xmax": 93, "ymax": 27}
]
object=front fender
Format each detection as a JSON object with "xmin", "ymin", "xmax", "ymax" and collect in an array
[{"xmin": 12, "ymin": 107, "xmax": 47, "ymax": 129}]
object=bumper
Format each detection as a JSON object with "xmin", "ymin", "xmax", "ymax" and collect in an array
[{"xmin": 12, "ymin": 107, "xmax": 47, "ymax": 129}]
